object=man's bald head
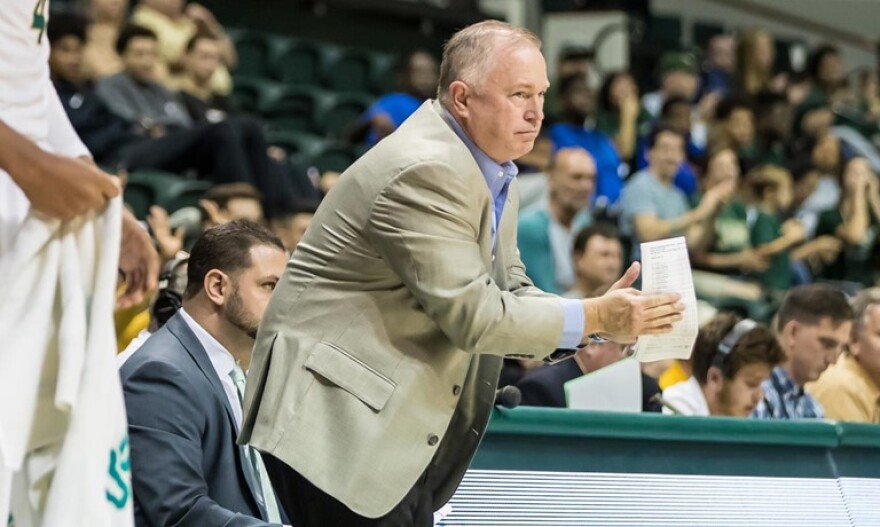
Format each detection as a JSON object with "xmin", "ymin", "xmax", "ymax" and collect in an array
[
  {"xmin": 437, "ymin": 20, "xmax": 541, "ymax": 106},
  {"xmin": 548, "ymin": 147, "xmax": 596, "ymax": 214}
]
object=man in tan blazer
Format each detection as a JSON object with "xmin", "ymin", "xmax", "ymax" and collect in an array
[{"xmin": 240, "ymin": 20, "xmax": 684, "ymax": 526}]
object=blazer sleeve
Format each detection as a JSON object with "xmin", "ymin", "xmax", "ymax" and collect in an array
[
  {"xmin": 123, "ymin": 360, "xmax": 277, "ymax": 527},
  {"xmin": 366, "ymin": 160, "xmax": 564, "ymax": 359}
]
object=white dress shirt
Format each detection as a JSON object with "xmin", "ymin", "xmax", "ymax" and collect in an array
[
  {"xmin": 662, "ymin": 376, "xmax": 710, "ymax": 416},
  {"xmin": 178, "ymin": 308, "xmax": 242, "ymax": 429}
]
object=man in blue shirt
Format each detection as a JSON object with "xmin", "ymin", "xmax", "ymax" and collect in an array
[
  {"xmin": 359, "ymin": 50, "xmax": 438, "ymax": 145},
  {"xmin": 548, "ymin": 74, "xmax": 624, "ymax": 210},
  {"xmin": 753, "ymin": 284, "xmax": 852, "ymax": 419}
]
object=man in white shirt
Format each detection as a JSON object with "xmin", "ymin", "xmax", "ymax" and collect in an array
[
  {"xmin": 662, "ymin": 313, "xmax": 784, "ymax": 417},
  {"xmin": 119, "ymin": 221, "xmax": 290, "ymax": 526}
]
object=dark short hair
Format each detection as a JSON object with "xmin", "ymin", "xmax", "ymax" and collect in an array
[
  {"xmin": 660, "ymin": 95, "xmax": 691, "ymax": 119},
  {"xmin": 776, "ymin": 284, "xmax": 853, "ymax": 331},
  {"xmin": 714, "ymin": 96, "xmax": 753, "ymax": 121},
  {"xmin": 203, "ymin": 183, "xmax": 263, "ymax": 211},
  {"xmin": 647, "ymin": 123, "xmax": 685, "ymax": 149},
  {"xmin": 116, "ymin": 24, "xmax": 158, "ymax": 55},
  {"xmin": 47, "ymin": 12, "xmax": 88, "ymax": 45},
  {"xmin": 752, "ymin": 89, "xmax": 788, "ymax": 115},
  {"xmin": 597, "ymin": 70, "xmax": 630, "ymax": 113},
  {"xmin": 185, "ymin": 32, "xmax": 219, "ymax": 54},
  {"xmin": 573, "ymin": 222, "xmax": 620, "ymax": 254},
  {"xmin": 807, "ymin": 43, "xmax": 840, "ymax": 80},
  {"xmin": 692, "ymin": 312, "xmax": 785, "ymax": 384},
  {"xmin": 184, "ymin": 220, "xmax": 285, "ymax": 299}
]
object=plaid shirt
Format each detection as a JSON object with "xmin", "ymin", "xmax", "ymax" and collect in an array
[{"xmin": 752, "ymin": 366, "xmax": 825, "ymax": 419}]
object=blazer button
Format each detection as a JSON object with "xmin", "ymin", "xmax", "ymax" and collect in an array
[
  {"xmin": 452, "ymin": 385, "xmax": 461, "ymax": 396},
  {"xmin": 427, "ymin": 434, "xmax": 439, "ymax": 446}
]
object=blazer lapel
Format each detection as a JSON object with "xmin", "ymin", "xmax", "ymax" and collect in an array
[{"xmin": 165, "ymin": 314, "xmax": 269, "ymax": 520}]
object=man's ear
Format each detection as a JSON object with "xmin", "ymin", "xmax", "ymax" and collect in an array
[
  {"xmin": 448, "ymin": 80, "xmax": 471, "ymax": 118},
  {"xmin": 203, "ymin": 269, "xmax": 229, "ymax": 307}
]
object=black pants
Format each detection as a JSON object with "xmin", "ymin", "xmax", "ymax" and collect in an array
[
  {"xmin": 115, "ymin": 118, "xmax": 300, "ymax": 219},
  {"xmin": 262, "ymin": 453, "xmax": 435, "ymax": 527}
]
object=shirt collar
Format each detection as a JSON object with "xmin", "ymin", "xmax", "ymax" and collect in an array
[
  {"xmin": 441, "ymin": 104, "xmax": 518, "ymax": 198},
  {"xmin": 178, "ymin": 308, "xmax": 237, "ymax": 379},
  {"xmin": 770, "ymin": 365, "xmax": 802, "ymax": 397}
]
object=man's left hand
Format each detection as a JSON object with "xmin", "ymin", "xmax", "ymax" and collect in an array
[{"xmin": 118, "ymin": 207, "xmax": 160, "ymax": 309}]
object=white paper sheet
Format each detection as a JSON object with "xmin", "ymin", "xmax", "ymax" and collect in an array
[
  {"xmin": 564, "ymin": 357, "xmax": 642, "ymax": 413},
  {"xmin": 631, "ymin": 236, "xmax": 699, "ymax": 363}
]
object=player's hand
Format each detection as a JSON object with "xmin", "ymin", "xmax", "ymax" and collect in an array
[
  {"xmin": 117, "ymin": 208, "xmax": 160, "ymax": 310},
  {"xmin": 15, "ymin": 152, "xmax": 119, "ymax": 220}
]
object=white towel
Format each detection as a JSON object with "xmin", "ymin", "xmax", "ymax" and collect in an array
[{"xmin": 0, "ymin": 198, "xmax": 134, "ymax": 526}]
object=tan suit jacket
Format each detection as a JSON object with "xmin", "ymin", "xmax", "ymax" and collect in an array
[{"xmin": 240, "ymin": 100, "xmax": 566, "ymax": 518}]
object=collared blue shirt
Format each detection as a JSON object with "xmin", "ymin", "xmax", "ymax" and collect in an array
[
  {"xmin": 752, "ymin": 366, "xmax": 825, "ymax": 419},
  {"xmin": 443, "ymin": 107, "xmax": 585, "ymax": 349}
]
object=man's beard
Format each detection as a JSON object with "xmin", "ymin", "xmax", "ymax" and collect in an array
[{"xmin": 224, "ymin": 286, "xmax": 259, "ymax": 340}]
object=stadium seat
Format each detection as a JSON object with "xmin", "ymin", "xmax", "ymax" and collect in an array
[
  {"xmin": 317, "ymin": 92, "xmax": 374, "ymax": 138},
  {"xmin": 124, "ymin": 170, "xmax": 187, "ymax": 219},
  {"xmin": 159, "ymin": 180, "xmax": 213, "ymax": 215},
  {"xmin": 323, "ymin": 48, "xmax": 379, "ymax": 93},
  {"xmin": 311, "ymin": 142, "xmax": 358, "ymax": 173},
  {"xmin": 260, "ymin": 85, "xmax": 329, "ymax": 134},
  {"xmin": 265, "ymin": 129, "xmax": 326, "ymax": 164},
  {"xmin": 230, "ymin": 30, "xmax": 292, "ymax": 80},
  {"xmin": 368, "ymin": 52, "xmax": 396, "ymax": 95},
  {"xmin": 230, "ymin": 76, "xmax": 283, "ymax": 113},
  {"xmin": 273, "ymin": 39, "xmax": 333, "ymax": 87}
]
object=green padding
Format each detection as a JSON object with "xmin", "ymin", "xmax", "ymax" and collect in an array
[
  {"xmin": 836, "ymin": 422, "xmax": 880, "ymax": 447},
  {"xmin": 488, "ymin": 408, "xmax": 840, "ymax": 448}
]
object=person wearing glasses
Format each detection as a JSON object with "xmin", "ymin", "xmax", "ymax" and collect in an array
[{"xmin": 662, "ymin": 313, "xmax": 784, "ymax": 417}]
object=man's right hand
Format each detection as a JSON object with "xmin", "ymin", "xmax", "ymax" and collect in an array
[
  {"xmin": 13, "ymin": 150, "xmax": 119, "ymax": 221},
  {"xmin": 582, "ymin": 262, "xmax": 684, "ymax": 344}
]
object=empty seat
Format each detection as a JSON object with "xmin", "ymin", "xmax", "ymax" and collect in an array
[
  {"xmin": 261, "ymin": 85, "xmax": 329, "ymax": 134},
  {"xmin": 265, "ymin": 129, "xmax": 326, "ymax": 165},
  {"xmin": 230, "ymin": 76, "xmax": 282, "ymax": 113},
  {"xmin": 273, "ymin": 39, "xmax": 332, "ymax": 87},
  {"xmin": 230, "ymin": 31, "xmax": 292, "ymax": 80},
  {"xmin": 323, "ymin": 48, "xmax": 377, "ymax": 93},
  {"xmin": 311, "ymin": 143, "xmax": 357, "ymax": 173},
  {"xmin": 317, "ymin": 92, "xmax": 374, "ymax": 138}
]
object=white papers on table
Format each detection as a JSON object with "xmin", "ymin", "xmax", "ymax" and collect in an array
[
  {"xmin": 631, "ymin": 236, "xmax": 699, "ymax": 363},
  {"xmin": 564, "ymin": 357, "xmax": 642, "ymax": 413}
]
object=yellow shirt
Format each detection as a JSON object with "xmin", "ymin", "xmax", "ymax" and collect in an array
[
  {"xmin": 659, "ymin": 360, "xmax": 690, "ymax": 391},
  {"xmin": 130, "ymin": 5, "xmax": 232, "ymax": 95},
  {"xmin": 807, "ymin": 353, "xmax": 880, "ymax": 424}
]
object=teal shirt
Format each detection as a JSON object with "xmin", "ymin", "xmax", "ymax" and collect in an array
[
  {"xmin": 517, "ymin": 207, "xmax": 592, "ymax": 295},
  {"xmin": 619, "ymin": 169, "xmax": 691, "ymax": 260}
]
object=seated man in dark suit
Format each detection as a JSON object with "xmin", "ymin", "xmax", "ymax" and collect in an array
[
  {"xmin": 119, "ymin": 221, "xmax": 290, "ymax": 526},
  {"xmin": 517, "ymin": 339, "xmax": 661, "ymax": 412}
]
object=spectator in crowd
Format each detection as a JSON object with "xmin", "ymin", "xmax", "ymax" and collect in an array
[
  {"xmin": 131, "ymin": 0, "xmax": 236, "ymax": 94},
  {"xmin": 566, "ymin": 223, "xmax": 624, "ymax": 299},
  {"xmin": 619, "ymin": 125, "xmax": 730, "ymax": 261},
  {"xmin": 120, "ymin": 221, "xmax": 289, "ymax": 526},
  {"xmin": 356, "ymin": 50, "xmax": 438, "ymax": 145},
  {"xmin": 595, "ymin": 70, "xmax": 650, "ymax": 161},
  {"xmin": 177, "ymin": 33, "xmax": 235, "ymax": 123},
  {"xmin": 269, "ymin": 199, "xmax": 320, "ymax": 253},
  {"xmin": 804, "ymin": 44, "xmax": 845, "ymax": 105},
  {"xmin": 543, "ymin": 43, "xmax": 594, "ymax": 118},
  {"xmin": 635, "ymin": 96, "xmax": 702, "ymax": 195},
  {"xmin": 518, "ymin": 147, "xmax": 595, "ymax": 294},
  {"xmin": 82, "ymin": 0, "xmax": 128, "ymax": 80},
  {"xmin": 94, "ymin": 25, "xmax": 296, "ymax": 217},
  {"xmin": 753, "ymin": 90, "xmax": 794, "ymax": 166},
  {"xmin": 548, "ymin": 74, "xmax": 624, "ymax": 209},
  {"xmin": 753, "ymin": 284, "xmax": 852, "ymax": 419},
  {"xmin": 200, "ymin": 182, "xmax": 265, "ymax": 228},
  {"xmin": 745, "ymin": 165, "xmax": 805, "ymax": 291},
  {"xmin": 808, "ymin": 288, "xmax": 880, "ymax": 423},
  {"xmin": 513, "ymin": 131, "xmax": 554, "ymax": 211},
  {"xmin": 517, "ymin": 336, "xmax": 661, "ymax": 412},
  {"xmin": 734, "ymin": 28, "xmax": 776, "ymax": 97},
  {"xmin": 641, "ymin": 51, "xmax": 700, "ymax": 120},
  {"xmin": 711, "ymin": 96, "xmax": 756, "ymax": 164},
  {"xmin": 690, "ymin": 148, "xmax": 768, "ymax": 296},
  {"xmin": 662, "ymin": 313, "xmax": 784, "ymax": 416},
  {"xmin": 700, "ymin": 33, "xmax": 736, "ymax": 98},
  {"xmin": 813, "ymin": 157, "xmax": 880, "ymax": 286}
]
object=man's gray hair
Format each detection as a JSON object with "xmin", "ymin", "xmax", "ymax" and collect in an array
[
  {"xmin": 437, "ymin": 20, "xmax": 541, "ymax": 105},
  {"xmin": 851, "ymin": 288, "xmax": 880, "ymax": 339}
]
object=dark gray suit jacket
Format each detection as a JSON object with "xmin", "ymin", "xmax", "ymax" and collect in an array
[{"xmin": 119, "ymin": 312, "xmax": 285, "ymax": 526}]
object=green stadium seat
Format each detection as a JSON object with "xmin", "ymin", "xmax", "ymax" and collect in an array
[
  {"xmin": 159, "ymin": 180, "xmax": 213, "ymax": 215},
  {"xmin": 261, "ymin": 85, "xmax": 329, "ymax": 134},
  {"xmin": 323, "ymin": 48, "xmax": 378, "ymax": 93},
  {"xmin": 312, "ymin": 143, "xmax": 357, "ymax": 173},
  {"xmin": 230, "ymin": 31, "xmax": 292, "ymax": 79},
  {"xmin": 265, "ymin": 129, "xmax": 326, "ymax": 165},
  {"xmin": 368, "ymin": 52, "xmax": 396, "ymax": 95},
  {"xmin": 230, "ymin": 76, "xmax": 283, "ymax": 114},
  {"xmin": 317, "ymin": 92, "xmax": 374, "ymax": 138},
  {"xmin": 273, "ymin": 39, "xmax": 333, "ymax": 87},
  {"xmin": 124, "ymin": 170, "xmax": 186, "ymax": 219}
]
